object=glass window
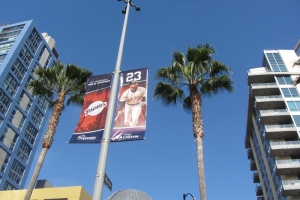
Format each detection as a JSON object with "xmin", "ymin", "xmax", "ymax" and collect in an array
[
  {"xmin": 9, "ymin": 107, "xmax": 25, "ymax": 131},
  {"xmin": 26, "ymin": 28, "xmax": 42, "ymax": 54},
  {"xmin": 0, "ymin": 54, "xmax": 6, "ymax": 65},
  {"xmin": 281, "ymin": 88, "xmax": 299, "ymax": 98},
  {"xmin": 38, "ymin": 46, "xmax": 51, "ymax": 68},
  {"xmin": 0, "ymin": 41, "xmax": 14, "ymax": 53},
  {"xmin": 19, "ymin": 46, "xmax": 33, "ymax": 67},
  {"xmin": 38, "ymin": 96, "xmax": 49, "ymax": 112},
  {"xmin": 3, "ymin": 73, "xmax": 19, "ymax": 97},
  {"xmin": 276, "ymin": 76, "xmax": 293, "ymax": 85},
  {"xmin": 16, "ymin": 140, "xmax": 32, "ymax": 164},
  {"xmin": 0, "ymin": 148, "xmax": 10, "ymax": 172},
  {"xmin": 24, "ymin": 123, "xmax": 38, "ymax": 145},
  {"xmin": 0, "ymin": 125, "xmax": 18, "ymax": 150},
  {"xmin": 31, "ymin": 107, "xmax": 43, "ymax": 128},
  {"xmin": 3, "ymin": 181, "xmax": 17, "ymax": 190},
  {"xmin": 293, "ymin": 115, "xmax": 300, "ymax": 127},
  {"xmin": 0, "ymin": 116, "xmax": 2, "ymax": 125},
  {"xmin": 8, "ymin": 160, "xmax": 25, "ymax": 185},
  {"xmin": 11, "ymin": 59, "xmax": 26, "ymax": 81},
  {"xmin": 0, "ymin": 24, "xmax": 24, "ymax": 42},
  {"xmin": 17, "ymin": 91, "xmax": 32, "ymax": 114},
  {"xmin": 265, "ymin": 53, "xmax": 287, "ymax": 72},
  {"xmin": 287, "ymin": 101, "xmax": 300, "ymax": 112},
  {"xmin": 0, "ymin": 89, "xmax": 12, "ymax": 115}
]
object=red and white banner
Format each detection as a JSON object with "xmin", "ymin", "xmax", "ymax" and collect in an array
[{"xmin": 69, "ymin": 74, "xmax": 112, "ymax": 143}]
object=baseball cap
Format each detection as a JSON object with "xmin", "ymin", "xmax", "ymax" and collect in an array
[{"xmin": 129, "ymin": 80, "xmax": 138, "ymax": 85}]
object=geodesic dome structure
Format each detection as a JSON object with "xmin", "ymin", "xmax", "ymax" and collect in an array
[{"xmin": 106, "ymin": 189, "xmax": 152, "ymax": 200}]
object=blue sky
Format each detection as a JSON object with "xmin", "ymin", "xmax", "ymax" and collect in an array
[{"xmin": 1, "ymin": 0, "xmax": 300, "ymax": 199}]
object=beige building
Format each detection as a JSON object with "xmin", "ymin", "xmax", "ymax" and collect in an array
[{"xmin": 0, "ymin": 186, "xmax": 91, "ymax": 200}]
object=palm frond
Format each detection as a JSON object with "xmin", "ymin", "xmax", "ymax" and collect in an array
[
  {"xmin": 209, "ymin": 60, "xmax": 232, "ymax": 77},
  {"xmin": 293, "ymin": 59, "xmax": 300, "ymax": 67},
  {"xmin": 201, "ymin": 75, "xmax": 234, "ymax": 97},
  {"xmin": 172, "ymin": 51, "xmax": 185, "ymax": 66},
  {"xmin": 153, "ymin": 82, "xmax": 184, "ymax": 106},
  {"xmin": 30, "ymin": 60, "xmax": 93, "ymax": 107},
  {"xmin": 183, "ymin": 96, "xmax": 192, "ymax": 112},
  {"xmin": 294, "ymin": 76, "xmax": 300, "ymax": 86},
  {"xmin": 28, "ymin": 79, "xmax": 54, "ymax": 99},
  {"xmin": 66, "ymin": 94, "xmax": 85, "ymax": 106},
  {"xmin": 155, "ymin": 66, "xmax": 182, "ymax": 84}
]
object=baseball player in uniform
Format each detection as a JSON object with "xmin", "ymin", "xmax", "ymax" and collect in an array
[{"xmin": 117, "ymin": 80, "xmax": 146, "ymax": 127}]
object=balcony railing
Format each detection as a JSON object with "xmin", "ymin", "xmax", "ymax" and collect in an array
[
  {"xmin": 260, "ymin": 109, "xmax": 288, "ymax": 114},
  {"xmin": 270, "ymin": 141, "xmax": 300, "ymax": 146},
  {"xmin": 265, "ymin": 124, "xmax": 295, "ymax": 129},
  {"xmin": 276, "ymin": 159, "xmax": 300, "ymax": 165},
  {"xmin": 248, "ymin": 69, "xmax": 273, "ymax": 73},
  {"xmin": 282, "ymin": 180, "xmax": 300, "ymax": 186},
  {"xmin": 256, "ymin": 95, "xmax": 282, "ymax": 100},
  {"xmin": 251, "ymin": 82, "xmax": 277, "ymax": 87}
]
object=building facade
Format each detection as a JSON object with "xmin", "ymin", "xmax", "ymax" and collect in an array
[
  {"xmin": 0, "ymin": 20, "xmax": 57, "ymax": 190},
  {"xmin": 245, "ymin": 44, "xmax": 300, "ymax": 200},
  {"xmin": 0, "ymin": 185, "xmax": 91, "ymax": 200}
]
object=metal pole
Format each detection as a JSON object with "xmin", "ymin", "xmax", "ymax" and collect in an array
[{"xmin": 92, "ymin": 1, "xmax": 130, "ymax": 200}]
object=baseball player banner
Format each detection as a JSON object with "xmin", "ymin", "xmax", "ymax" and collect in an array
[
  {"xmin": 69, "ymin": 74, "xmax": 112, "ymax": 143},
  {"xmin": 111, "ymin": 68, "xmax": 148, "ymax": 142}
]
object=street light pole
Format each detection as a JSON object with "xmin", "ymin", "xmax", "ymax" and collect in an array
[
  {"xmin": 92, "ymin": 1, "xmax": 139, "ymax": 200},
  {"xmin": 183, "ymin": 193, "xmax": 196, "ymax": 200}
]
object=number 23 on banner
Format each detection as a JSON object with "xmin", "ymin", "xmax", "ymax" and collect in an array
[{"xmin": 126, "ymin": 71, "xmax": 141, "ymax": 82}]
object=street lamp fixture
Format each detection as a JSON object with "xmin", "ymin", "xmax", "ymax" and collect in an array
[
  {"xmin": 118, "ymin": 0, "xmax": 140, "ymax": 14},
  {"xmin": 183, "ymin": 193, "xmax": 196, "ymax": 200}
]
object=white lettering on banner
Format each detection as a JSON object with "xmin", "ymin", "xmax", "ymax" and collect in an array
[
  {"xmin": 77, "ymin": 135, "xmax": 96, "ymax": 140},
  {"xmin": 84, "ymin": 101, "xmax": 107, "ymax": 116},
  {"xmin": 111, "ymin": 133, "xmax": 139, "ymax": 141},
  {"xmin": 88, "ymin": 79, "xmax": 110, "ymax": 86}
]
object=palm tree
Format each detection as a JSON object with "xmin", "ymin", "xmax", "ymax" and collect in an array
[
  {"xmin": 293, "ymin": 59, "xmax": 300, "ymax": 85},
  {"xmin": 154, "ymin": 44, "xmax": 233, "ymax": 200},
  {"xmin": 24, "ymin": 62, "xmax": 93, "ymax": 200}
]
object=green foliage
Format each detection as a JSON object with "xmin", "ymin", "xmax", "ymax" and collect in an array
[
  {"xmin": 154, "ymin": 43, "xmax": 234, "ymax": 110},
  {"xmin": 28, "ymin": 61, "xmax": 93, "ymax": 107}
]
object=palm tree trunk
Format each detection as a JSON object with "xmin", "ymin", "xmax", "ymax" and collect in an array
[
  {"xmin": 189, "ymin": 84, "xmax": 206, "ymax": 200},
  {"xmin": 23, "ymin": 148, "xmax": 48, "ymax": 200},
  {"xmin": 24, "ymin": 92, "xmax": 65, "ymax": 200}
]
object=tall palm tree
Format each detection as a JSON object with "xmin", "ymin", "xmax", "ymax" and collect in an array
[
  {"xmin": 154, "ymin": 44, "xmax": 234, "ymax": 200},
  {"xmin": 24, "ymin": 62, "xmax": 92, "ymax": 200}
]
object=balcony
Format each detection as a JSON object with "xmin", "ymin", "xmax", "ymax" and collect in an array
[
  {"xmin": 259, "ymin": 109, "xmax": 291, "ymax": 124},
  {"xmin": 257, "ymin": 197, "xmax": 265, "ymax": 200},
  {"xmin": 270, "ymin": 141, "xmax": 300, "ymax": 157},
  {"xmin": 248, "ymin": 69, "xmax": 300, "ymax": 85},
  {"xmin": 253, "ymin": 172, "xmax": 260, "ymax": 183},
  {"xmin": 248, "ymin": 148, "xmax": 254, "ymax": 159},
  {"xmin": 264, "ymin": 124, "xmax": 297, "ymax": 140},
  {"xmin": 275, "ymin": 159, "xmax": 300, "ymax": 175},
  {"xmin": 251, "ymin": 82, "xmax": 279, "ymax": 97},
  {"xmin": 255, "ymin": 95, "xmax": 285, "ymax": 110},
  {"xmin": 256, "ymin": 185, "xmax": 263, "ymax": 196},
  {"xmin": 281, "ymin": 180, "xmax": 300, "ymax": 196},
  {"xmin": 250, "ymin": 159, "xmax": 257, "ymax": 171}
]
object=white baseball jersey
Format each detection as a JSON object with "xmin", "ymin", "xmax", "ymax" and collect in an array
[{"xmin": 119, "ymin": 87, "xmax": 146, "ymax": 105}]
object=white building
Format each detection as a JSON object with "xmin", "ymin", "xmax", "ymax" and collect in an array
[{"xmin": 245, "ymin": 41, "xmax": 300, "ymax": 200}]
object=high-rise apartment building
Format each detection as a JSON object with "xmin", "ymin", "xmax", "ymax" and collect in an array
[
  {"xmin": 0, "ymin": 20, "xmax": 58, "ymax": 190},
  {"xmin": 245, "ymin": 43, "xmax": 300, "ymax": 200}
]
